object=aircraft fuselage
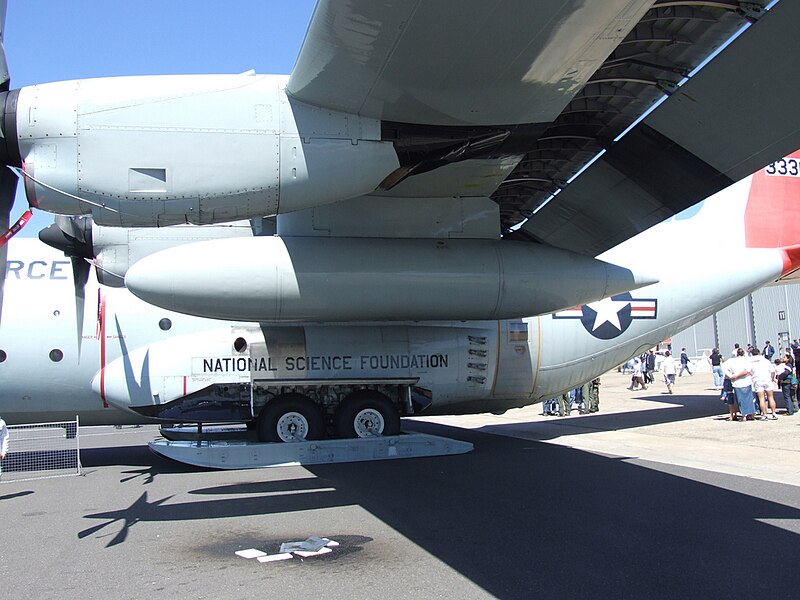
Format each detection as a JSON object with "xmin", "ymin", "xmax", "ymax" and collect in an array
[{"xmin": 0, "ymin": 203, "xmax": 786, "ymax": 426}]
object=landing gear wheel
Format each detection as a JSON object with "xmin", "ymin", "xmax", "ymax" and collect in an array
[
  {"xmin": 334, "ymin": 392, "xmax": 401, "ymax": 438},
  {"xmin": 257, "ymin": 394, "xmax": 325, "ymax": 442}
]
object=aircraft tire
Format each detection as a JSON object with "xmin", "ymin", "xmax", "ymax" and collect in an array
[
  {"xmin": 334, "ymin": 391, "xmax": 401, "ymax": 438},
  {"xmin": 257, "ymin": 394, "xmax": 325, "ymax": 443}
]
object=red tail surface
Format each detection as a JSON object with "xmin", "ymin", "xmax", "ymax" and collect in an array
[{"xmin": 744, "ymin": 149, "xmax": 800, "ymax": 277}]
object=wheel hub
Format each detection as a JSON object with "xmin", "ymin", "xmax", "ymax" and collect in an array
[
  {"xmin": 353, "ymin": 408, "xmax": 385, "ymax": 437},
  {"xmin": 276, "ymin": 411, "xmax": 309, "ymax": 442}
]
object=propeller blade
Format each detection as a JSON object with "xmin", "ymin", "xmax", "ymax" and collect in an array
[
  {"xmin": 0, "ymin": 40, "xmax": 9, "ymax": 93},
  {"xmin": 0, "ymin": 0, "xmax": 13, "ymax": 323},
  {"xmin": 39, "ymin": 215, "xmax": 95, "ymax": 356},
  {"xmin": 72, "ymin": 256, "xmax": 91, "ymax": 360},
  {"xmin": 0, "ymin": 165, "xmax": 18, "ymax": 325},
  {"xmin": 0, "ymin": 0, "xmax": 9, "ymax": 92}
]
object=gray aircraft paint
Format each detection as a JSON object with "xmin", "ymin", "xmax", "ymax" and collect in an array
[{"xmin": 0, "ymin": 174, "xmax": 788, "ymax": 425}]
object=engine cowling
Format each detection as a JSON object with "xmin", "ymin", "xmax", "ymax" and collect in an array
[{"xmin": 10, "ymin": 74, "xmax": 398, "ymax": 226}]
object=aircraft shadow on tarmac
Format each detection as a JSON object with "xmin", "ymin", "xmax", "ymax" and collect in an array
[
  {"xmin": 76, "ymin": 422, "xmax": 800, "ymax": 598},
  {"xmin": 310, "ymin": 425, "xmax": 800, "ymax": 599},
  {"xmin": 81, "ymin": 444, "xmax": 205, "ymax": 474},
  {"xmin": 0, "ymin": 489, "xmax": 34, "ymax": 501},
  {"xmin": 79, "ymin": 477, "xmax": 355, "ymax": 548},
  {"xmin": 468, "ymin": 391, "xmax": 741, "ymax": 443}
]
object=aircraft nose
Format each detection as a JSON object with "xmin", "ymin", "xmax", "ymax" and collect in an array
[
  {"xmin": 92, "ymin": 366, "xmax": 132, "ymax": 412},
  {"xmin": 91, "ymin": 357, "xmax": 155, "ymax": 414}
]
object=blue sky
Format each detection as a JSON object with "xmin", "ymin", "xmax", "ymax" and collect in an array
[{"xmin": 4, "ymin": 0, "xmax": 317, "ymax": 235}]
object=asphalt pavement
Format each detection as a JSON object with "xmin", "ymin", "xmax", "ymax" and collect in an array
[{"xmin": 1, "ymin": 370, "xmax": 798, "ymax": 599}]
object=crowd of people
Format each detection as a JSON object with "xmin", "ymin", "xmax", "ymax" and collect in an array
[
  {"xmin": 624, "ymin": 348, "xmax": 689, "ymax": 394},
  {"xmin": 610, "ymin": 339, "xmax": 800, "ymax": 421},
  {"xmin": 718, "ymin": 340, "xmax": 798, "ymax": 421},
  {"xmin": 542, "ymin": 378, "xmax": 601, "ymax": 417},
  {"xmin": 543, "ymin": 339, "xmax": 800, "ymax": 421}
]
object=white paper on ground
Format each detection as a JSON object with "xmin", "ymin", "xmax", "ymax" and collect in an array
[
  {"xmin": 235, "ymin": 548, "xmax": 267, "ymax": 559},
  {"xmin": 257, "ymin": 553, "xmax": 294, "ymax": 563},
  {"xmin": 294, "ymin": 547, "xmax": 333, "ymax": 558}
]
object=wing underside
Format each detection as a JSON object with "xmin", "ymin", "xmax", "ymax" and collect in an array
[
  {"xmin": 287, "ymin": 0, "xmax": 655, "ymax": 127},
  {"xmin": 519, "ymin": 0, "xmax": 800, "ymax": 255},
  {"xmin": 289, "ymin": 0, "xmax": 800, "ymax": 255}
]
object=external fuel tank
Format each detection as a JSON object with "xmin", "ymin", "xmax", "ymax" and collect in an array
[{"xmin": 124, "ymin": 236, "xmax": 656, "ymax": 322}]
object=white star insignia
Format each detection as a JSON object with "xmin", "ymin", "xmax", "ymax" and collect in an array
[{"xmin": 586, "ymin": 297, "xmax": 631, "ymax": 331}]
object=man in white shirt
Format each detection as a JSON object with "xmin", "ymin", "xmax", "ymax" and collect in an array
[{"xmin": 724, "ymin": 348, "xmax": 756, "ymax": 420}]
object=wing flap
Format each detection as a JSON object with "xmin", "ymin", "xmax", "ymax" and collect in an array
[{"xmin": 522, "ymin": 0, "xmax": 800, "ymax": 256}]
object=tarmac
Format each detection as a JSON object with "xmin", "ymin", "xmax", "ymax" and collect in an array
[
  {"xmin": 416, "ymin": 368, "xmax": 800, "ymax": 488},
  {"xmin": 0, "ymin": 369, "xmax": 798, "ymax": 599}
]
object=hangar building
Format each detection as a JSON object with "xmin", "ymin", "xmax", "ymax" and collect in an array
[{"xmin": 671, "ymin": 281, "xmax": 800, "ymax": 360}]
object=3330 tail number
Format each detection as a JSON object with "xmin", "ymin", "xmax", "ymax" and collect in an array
[{"xmin": 765, "ymin": 158, "xmax": 800, "ymax": 176}]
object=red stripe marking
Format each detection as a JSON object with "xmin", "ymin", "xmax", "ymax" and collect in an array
[
  {"xmin": 781, "ymin": 245, "xmax": 800, "ymax": 277},
  {"xmin": 98, "ymin": 293, "xmax": 109, "ymax": 408},
  {"xmin": 183, "ymin": 376, "xmax": 187, "ymax": 397},
  {"xmin": 0, "ymin": 210, "xmax": 32, "ymax": 247}
]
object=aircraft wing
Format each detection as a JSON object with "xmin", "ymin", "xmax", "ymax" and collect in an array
[
  {"xmin": 287, "ymin": 0, "xmax": 655, "ymax": 127},
  {"xmin": 17, "ymin": 0, "xmax": 800, "ymax": 326},
  {"xmin": 519, "ymin": 0, "xmax": 800, "ymax": 256},
  {"xmin": 288, "ymin": 0, "xmax": 800, "ymax": 253}
]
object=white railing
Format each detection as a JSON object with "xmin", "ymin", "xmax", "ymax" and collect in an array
[{"xmin": 0, "ymin": 418, "xmax": 82, "ymax": 483}]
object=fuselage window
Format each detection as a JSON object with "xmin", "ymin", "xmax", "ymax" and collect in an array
[
  {"xmin": 0, "ymin": 349, "xmax": 6, "ymax": 363},
  {"xmin": 508, "ymin": 321, "xmax": 529, "ymax": 343},
  {"xmin": 233, "ymin": 337, "xmax": 248, "ymax": 353},
  {"xmin": 159, "ymin": 318, "xmax": 172, "ymax": 331},
  {"xmin": 49, "ymin": 349, "xmax": 64, "ymax": 362}
]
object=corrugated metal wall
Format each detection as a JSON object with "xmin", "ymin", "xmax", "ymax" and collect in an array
[
  {"xmin": 672, "ymin": 281, "xmax": 800, "ymax": 358},
  {"xmin": 752, "ymin": 286, "xmax": 789, "ymax": 352}
]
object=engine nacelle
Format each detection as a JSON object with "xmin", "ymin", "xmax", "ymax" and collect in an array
[
  {"xmin": 38, "ymin": 216, "xmax": 258, "ymax": 287},
  {"xmin": 11, "ymin": 74, "xmax": 398, "ymax": 226},
  {"xmin": 90, "ymin": 221, "xmax": 257, "ymax": 287}
]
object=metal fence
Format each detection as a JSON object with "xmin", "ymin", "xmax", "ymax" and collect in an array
[{"xmin": 0, "ymin": 418, "xmax": 82, "ymax": 483}]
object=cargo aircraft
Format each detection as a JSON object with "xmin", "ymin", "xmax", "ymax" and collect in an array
[
  {"xmin": 1, "ymin": 1, "xmax": 800, "ymax": 442},
  {"xmin": 2, "ymin": 156, "xmax": 800, "ymax": 441}
]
